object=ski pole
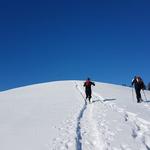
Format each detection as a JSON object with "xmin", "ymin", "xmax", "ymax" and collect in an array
[
  {"xmin": 142, "ymin": 90, "xmax": 148, "ymax": 102},
  {"xmin": 132, "ymin": 87, "xmax": 134, "ymax": 102}
]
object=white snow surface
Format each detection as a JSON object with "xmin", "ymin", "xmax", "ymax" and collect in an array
[{"xmin": 0, "ymin": 80, "xmax": 150, "ymax": 150}]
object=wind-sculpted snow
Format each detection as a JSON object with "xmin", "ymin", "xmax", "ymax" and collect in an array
[{"xmin": 0, "ymin": 81, "xmax": 150, "ymax": 150}]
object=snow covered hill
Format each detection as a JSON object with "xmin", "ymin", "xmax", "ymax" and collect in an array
[{"xmin": 0, "ymin": 81, "xmax": 150, "ymax": 150}]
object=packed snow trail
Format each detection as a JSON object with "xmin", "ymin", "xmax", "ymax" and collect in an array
[
  {"xmin": 75, "ymin": 102, "xmax": 86, "ymax": 150},
  {"xmin": 75, "ymin": 82, "xmax": 107, "ymax": 150},
  {"xmin": 75, "ymin": 82, "xmax": 87, "ymax": 150},
  {"xmin": 75, "ymin": 82, "xmax": 150, "ymax": 150},
  {"xmin": 78, "ymin": 104, "xmax": 107, "ymax": 150}
]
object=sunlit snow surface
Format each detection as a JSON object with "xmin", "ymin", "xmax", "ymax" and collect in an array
[{"xmin": 0, "ymin": 81, "xmax": 150, "ymax": 150}]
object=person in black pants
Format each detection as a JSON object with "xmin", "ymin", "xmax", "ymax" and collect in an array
[
  {"xmin": 84, "ymin": 78, "xmax": 95, "ymax": 103},
  {"xmin": 132, "ymin": 76, "xmax": 145, "ymax": 103}
]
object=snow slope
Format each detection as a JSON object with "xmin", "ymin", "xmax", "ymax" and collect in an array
[{"xmin": 0, "ymin": 81, "xmax": 150, "ymax": 150}]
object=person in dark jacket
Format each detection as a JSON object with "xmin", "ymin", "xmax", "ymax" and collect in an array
[
  {"xmin": 132, "ymin": 76, "xmax": 145, "ymax": 103},
  {"xmin": 84, "ymin": 78, "xmax": 95, "ymax": 103}
]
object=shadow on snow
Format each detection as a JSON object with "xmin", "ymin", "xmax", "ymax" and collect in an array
[
  {"xmin": 92, "ymin": 98, "xmax": 116, "ymax": 103},
  {"xmin": 75, "ymin": 102, "xmax": 87, "ymax": 150}
]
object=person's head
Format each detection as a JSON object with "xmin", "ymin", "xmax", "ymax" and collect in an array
[
  {"xmin": 87, "ymin": 77, "xmax": 90, "ymax": 81},
  {"xmin": 134, "ymin": 75, "xmax": 140, "ymax": 79},
  {"xmin": 136, "ymin": 75, "xmax": 141, "ymax": 79}
]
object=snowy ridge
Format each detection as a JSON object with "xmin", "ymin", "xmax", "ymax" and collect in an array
[{"xmin": 0, "ymin": 80, "xmax": 150, "ymax": 150}]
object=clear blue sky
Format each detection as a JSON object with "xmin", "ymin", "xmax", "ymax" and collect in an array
[{"xmin": 0, "ymin": 0, "xmax": 150, "ymax": 91}]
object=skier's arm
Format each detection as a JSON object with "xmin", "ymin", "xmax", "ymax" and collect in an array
[
  {"xmin": 83, "ymin": 82, "xmax": 86, "ymax": 87},
  {"xmin": 91, "ymin": 82, "xmax": 95, "ymax": 86},
  {"xmin": 142, "ymin": 82, "xmax": 146, "ymax": 90},
  {"xmin": 131, "ymin": 79, "xmax": 135, "ymax": 86}
]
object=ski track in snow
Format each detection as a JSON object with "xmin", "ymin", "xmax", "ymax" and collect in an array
[
  {"xmin": 92, "ymin": 91, "xmax": 150, "ymax": 150},
  {"xmin": 75, "ymin": 81, "xmax": 87, "ymax": 150},
  {"xmin": 75, "ymin": 82, "xmax": 107, "ymax": 150},
  {"xmin": 75, "ymin": 101, "xmax": 86, "ymax": 150},
  {"xmin": 51, "ymin": 81, "xmax": 150, "ymax": 150}
]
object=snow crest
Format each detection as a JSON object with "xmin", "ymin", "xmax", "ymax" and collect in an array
[{"xmin": 1, "ymin": 81, "xmax": 150, "ymax": 150}]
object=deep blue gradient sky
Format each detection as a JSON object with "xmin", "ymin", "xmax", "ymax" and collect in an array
[{"xmin": 0, "ymin": 0, "xmax": 150, "ymax": 91}]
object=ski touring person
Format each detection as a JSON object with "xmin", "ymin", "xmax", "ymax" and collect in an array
[
  {"xmin": 132, "ymin": 76, "xmax": 145, "ymax": 103},
  {"xmin": 84, "ymin": 78, "xmax": 95, "ymax": 103}
]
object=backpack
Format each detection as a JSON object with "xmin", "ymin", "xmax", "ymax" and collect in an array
[
  {"xmin": 136, "ymin": 76, "xmax": 145, "ymax": 89},
  {"xmin": 85, "ymin": 80, "xmax": 91, "ymax": 87}
]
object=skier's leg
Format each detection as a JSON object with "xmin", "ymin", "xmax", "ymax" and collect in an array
[
  {"xmin": 139, "ymin": 89, "xmax": 143, "ymax": 102},
  {"xmin": 136, "ymin": 89, "xmax": 141, "ymax": 103},
  {"xmin": 85, "ymin": 90, "xmax": 88, "ymax": 99},
  {"xmin": 89, "ymin": 90, "xmax": 92, "ymax": 103}
]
